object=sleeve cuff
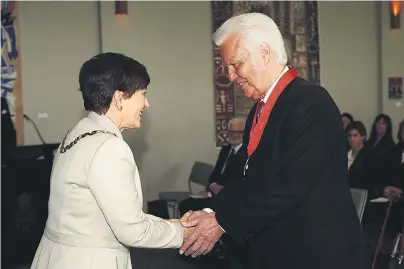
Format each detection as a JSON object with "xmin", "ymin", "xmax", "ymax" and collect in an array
[
  {"xmin": 202, "ymin": 208, "xmax": 226, "ymax": 233},
  {"xmin": 209, "ymin": 182, "xmax": 218, "ymax": 191}
]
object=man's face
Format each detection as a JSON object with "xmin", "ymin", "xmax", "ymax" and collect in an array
[
  {"xmin": 227, "ymin": 121, "xmax": 244, "ymax": 145},
  {"xmin": 220, "ymin": 36, "xmax": 268, "ymax": 100}
]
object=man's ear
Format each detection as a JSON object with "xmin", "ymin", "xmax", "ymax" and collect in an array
[{"xmin": 260, "ymin": 42, "xmax": 271, "ymax": 65}]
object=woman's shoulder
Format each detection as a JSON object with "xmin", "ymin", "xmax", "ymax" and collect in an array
[
  {"xmin": 62, "ymin": 117, "xmax": 131, "ymax": 158},
  {"xmin": 95, "ymin": 135, "xmax": 131, "ymax": 155}
]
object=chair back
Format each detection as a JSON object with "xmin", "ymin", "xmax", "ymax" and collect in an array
[
  {"xmin": 350, "ymin": 188, "xmax": 368, "ymax": 223},
  {"xmin": 188, "ymin": 161, "xmax": 214, "ymax": 192}
]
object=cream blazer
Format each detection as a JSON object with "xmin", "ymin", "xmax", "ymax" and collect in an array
[{"xmin": 30, "ymin": 112, "xmax": 183, "ymax": 269}]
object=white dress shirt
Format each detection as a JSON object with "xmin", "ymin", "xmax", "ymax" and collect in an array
[
  {"xmin": 261, "ymin": 66, "xmax": 289, "ymax": 104},
  {"xmin": 347, "ymin": 149, "xmax": 355, "ymax": 169}
]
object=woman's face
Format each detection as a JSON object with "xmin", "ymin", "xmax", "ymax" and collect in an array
[
  {"xmin": 375, "ymin": 118, "xmax": 388, "ymax": 135},
  {"xmin": 121, "ymin": 89, "xmax": 150, "ymax": 129},
  {"xmin": 348, "ymin": 129, "xmax": 365, "ymax": 149},
  {"xmin": 342, "ymin": 116, "xmax": 351, "ymax": 130}
]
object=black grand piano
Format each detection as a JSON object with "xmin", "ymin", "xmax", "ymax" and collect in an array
[
  {"xmin": 1, "ymin": 96, "xmax": 61, "ymax": 268},
  {"xmin": 2, "ymin": 143, "xmax": 60, "ymax": 268}
]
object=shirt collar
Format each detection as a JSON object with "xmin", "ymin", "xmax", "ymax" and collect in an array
[
  {"xmin": 261, "ymin": 66, "xmax": 289, "ymax": 103},
  {"xmin": 88, "ymin": 112, "xmax": 123, "ymax": 139},
  {"xmin": 232, "ymin": 143, "xmax": 242, "ymax": 153}
]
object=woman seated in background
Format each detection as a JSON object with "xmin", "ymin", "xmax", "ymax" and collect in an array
[
  {"xmin": 384, "ymin": 119, "xmax": 404, "ymax": 198},
  {"xmin": 342, "ymin": 112, "xmax": 354, "ymax": 130},
  {"xmin": 383, "ymin": 120, "xmax": 404, "ymax": 237},
  {"xmin": 341, "ymin": 112, "xmax": 354, "ymax": 151},
  {"xmin": 366, "ymin": 114, "xmax": 396, "ymax": 197},
  {"xmin": 30, "ymin": 53, "xmax": 189, "ymax": 269},
  {"xmin": 363, "ymin": 119, "xmax": 403, "ymax": 267},
  {"xmin": 367, "ymin": 114, "xmax": 395, "ymax": 152},
  {"xmin": 346, "ymin": 121, "xmax": 369, "ymax": 189}
]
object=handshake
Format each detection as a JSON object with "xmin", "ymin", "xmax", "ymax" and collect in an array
[{"xmin": 175, "ymin": 210, "xmax": 224, "ymax": 257}]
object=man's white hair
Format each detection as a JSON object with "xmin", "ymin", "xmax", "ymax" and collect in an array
[
  {"xmin": 228, "ymin": 117, "xmax": 246, "ymax": 130},
  {"xmin": 213, "ymin": 13, "xmax": 287, "ymax": 65}
]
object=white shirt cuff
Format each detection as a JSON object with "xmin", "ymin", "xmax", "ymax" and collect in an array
[
  {"xmin": 203, "ymin": 208, "xmax": 225, "ymax": 233},
  {"xmin": 209, "ymin": 182, "xmax": 218, "ymax": 191},
  {"xmin": 203, "ymin": 208, "xmax": 214, "ymax": 213}
]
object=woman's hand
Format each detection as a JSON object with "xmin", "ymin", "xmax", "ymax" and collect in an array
[
  {"xmin": 180, "ymin": 211, "xmax": 193, "ymax": 224},
  {"xmin": 180, "ymin": 211, "xmax": 195, "ymax": 238}
]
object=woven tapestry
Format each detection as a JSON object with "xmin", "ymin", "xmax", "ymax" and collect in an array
[
  {"xmin": 2, "ymin": 0, "xmax": 24, "ymax": 144},
  {"xmin": 212, "ymin": 1, "xmax": 320, "ymax": 147}
]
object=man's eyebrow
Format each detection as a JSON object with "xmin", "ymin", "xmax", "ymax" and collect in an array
[{"xmin": 225, "ymin": 59, "xmax": 241, "ymax": 67}]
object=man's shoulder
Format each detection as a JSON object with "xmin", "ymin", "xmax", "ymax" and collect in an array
[
  {"xmin": 281, "ymin": 78, "xmax": 334, "ymax": 108},
  {"xmin": 288, "ymin": 78, "xmax": 328, "ymax": 97}
]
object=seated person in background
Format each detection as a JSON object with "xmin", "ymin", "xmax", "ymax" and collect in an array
[
  {"xmin": 383, "ymin": 120, "xmax": 404, "ymax": 237},
  {"xmin": 179, "ymin": 117, "xmax": 247, "ymax": 216},
  {"xmin": 342, "ymin": 112, "xmax": 354, "ymax": 151},
  {"xmin": 384, "ymin": 119, "xmax": 404, "ymax": 198},
  {"xmin": 365, "ymin": 120, "xmax": 404, "ymax": 268},
  {"xmin": 366, "ymin": 114, "xmax": 396, "ymax": 198},
  {"xmin": 342, "ymin": 112, "xmax": 354, "ymax": 131},
  {"xmin": 347, "ymin": 121, "xmax": 369, "ymax": 189}
]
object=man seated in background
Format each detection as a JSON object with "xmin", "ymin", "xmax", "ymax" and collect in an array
[
  {"xmin": 180, "ymin": 117, "xmax": 248, "ymax": 267},
  {"xmin": 346, "ymin": 121, "xmax": 369, "ymax": 190},
  {"xmin": 179, "ymin": 117, "xmax": 247, "ymax": 216}
]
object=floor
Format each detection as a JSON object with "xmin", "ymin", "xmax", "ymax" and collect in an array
[
  {"xmin": 12, "ymin": 249, "xmax": 229, "ymax": 269},
  {"xmin": 130, "ymin": 248, "xmax": 230, "ymax": 269}
]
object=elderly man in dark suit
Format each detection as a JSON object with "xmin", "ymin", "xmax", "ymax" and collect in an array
[{"xmin": 179, "ymin": 13, "xmax": 371, "ymax": 269}]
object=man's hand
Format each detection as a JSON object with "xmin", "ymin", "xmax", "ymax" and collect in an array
[
  {"xmin": 209, "ymin": 183, "xmax": 224, "ymax": 195},
  {"xmin": 179, "ymin": 211, "xmax": 223, "ymax": 257}
]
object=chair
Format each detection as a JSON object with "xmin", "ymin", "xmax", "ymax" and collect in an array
[
  {"xmin": 159, "ymin": 161, "xmax": 214, "ymax": 218},
  {"xmin": 350, "ymin": 188, "xmax": 368, "ymax": 223}
]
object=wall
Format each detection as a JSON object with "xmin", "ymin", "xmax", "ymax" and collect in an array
[
  {"xmin": 16, "ymin": 1, "xmax": 403, "ymax": 202},
  {"xmin": 318, "ymin": 1, "xmax": 379, "ymax": 131},
  {"xmin": 381, "ymin": 2, "xmax": 404, "ymax": 137},
  {"xmin": 18, "ymin": 1, "xmax": 99, "ymax": 145}
]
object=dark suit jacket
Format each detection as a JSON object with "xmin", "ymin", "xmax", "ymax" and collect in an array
[
  {"xmin": 208, "ymin": 144, "xmax": 247, "ymax": 187},
  {"xmin": 348, "ymin": 148, "xmax": 371, "ymax": 190},
  {"xmin": 365, "ymin": 139, "xmax": 396, "ymax": 198},
  {"xmin": 387, "ymin": 142, "xmax": 404, "ymax": 189},
  {"xmin": 212, "ymin": 78, "xmax": 371, "ymax": 269}
]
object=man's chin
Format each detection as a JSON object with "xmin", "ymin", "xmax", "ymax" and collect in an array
[
  {"xmin": 241, "ymin": 88, "xmax": 260, "ymax": 100},
  {"xmin": 242, "ymin": 90, "xmax": 255, "ymax": 100}
]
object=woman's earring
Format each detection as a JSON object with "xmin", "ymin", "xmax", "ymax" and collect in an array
[{"xmin": 118, "ymin": 105, "xmax": 123, "ymax": 111}]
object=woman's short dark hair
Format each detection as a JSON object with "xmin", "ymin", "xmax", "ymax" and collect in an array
[
  {"xmin": 79, "ymin": 52, "xmax": 150, "ymax": 114},
  {"xmin": 346, "ymin": 121, "xmax": 367, "ymax": 137}
]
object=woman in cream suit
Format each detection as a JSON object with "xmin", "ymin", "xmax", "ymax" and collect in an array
[{"xmin": 31, "ymin": 53, "xmax": 188, "ymax": 269}]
